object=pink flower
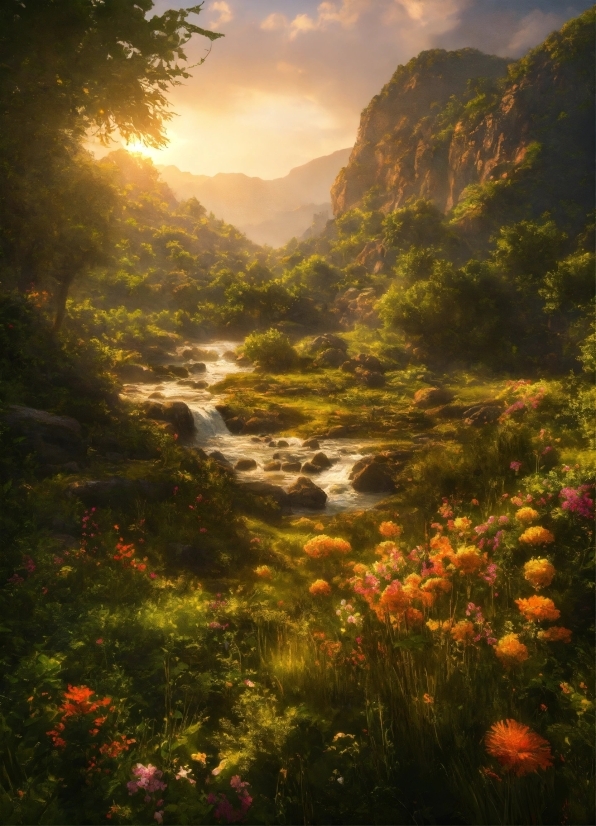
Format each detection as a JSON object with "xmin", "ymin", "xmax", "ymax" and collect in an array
[
  {"xmin": 244, "ymin": 680, "xmax": 255, "ymax": 687},
  {"xmin": 96, "ymin": 639, "xmax": 103, "ymax": 645},
  {"xmin": 154, "ymin": 811, "xmax": 164, "ymax": 824},
  {"xmin": 510, "ymin": 461, "xmax": 522, "ymax": 472}
]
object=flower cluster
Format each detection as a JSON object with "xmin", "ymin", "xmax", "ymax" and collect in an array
[
  {"xmin": 127, "ymin": 763, "xmax": 167, "ymax": 802},
  {"xmin": 515, "ymin": 507, "xmax": 539, "ymax": 523},
  {"xmin": 495, "ymin": 634, "xmax": 528, "ymax": 667},
  {"xmin": 515, "ymin": 595, "xmax": 560, "ymax": 622},
  {"xmin": 208, "ymin": 775, "xmax": 252, "ymax": 823},
  {"xmin": 46, "ymin": 685, "xmax": 113, "ymax": 749},
  {"xmin": 538, "ymin": 626, "xmax": 572, "ymax": 643},
  {"xmin": 559, "ymin": 485, "xmax": 594, "ymax": 519},
  {"xmin": 378, "ymin": 521, "xmax": 402, "ymax": 539},
  {"xmin": 335, "ymin": 599, "xmax": 362, "ymax": 629},
  {"xmin": 254, "ymin": 565, "xmax": 272, "ymax": 579},
  {"xmin": 519, "ymin": 526, "xmax": 555, "ymax": 546},
  {"xmin": 304, "ymin": 535, "xmax": 352, "ymax": 559}
]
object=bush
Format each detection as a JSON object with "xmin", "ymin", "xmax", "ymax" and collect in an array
[{"xmin": 243, "ymin": 328, "xmax": 297, "ymax": 371}]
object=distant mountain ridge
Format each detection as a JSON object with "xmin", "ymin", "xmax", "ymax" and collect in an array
[{"xmin": 159, "ymin": 148, "xmax": 351, "ymax": 246}]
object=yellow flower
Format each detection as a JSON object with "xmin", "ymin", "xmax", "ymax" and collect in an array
[
  {"xmin": 537, "ymin": 626, "xmax": 572, "ymax": 643},
  {"xmin": 495, "ymin": 633, "xmax": 529, "ymax": 667},
  {"xmin": 515, "ymin": 595, "xmax": 560, "ymax": 622},
  {"xmin": 450, "ymin": 620, "xmax": 475, "ymax": 644},
  {"xmin": 519, "ymin": 526, "xmax": 555, "ymax": 546},
  {"xmin": 452, "ymin": 546, "xmax": 482, "ymax": 574},
  {"xmin": 523, "ymin": 558, "xmax": 555, "ymax": 590},
  {"xmin": 515, "ymin": 507, "xmax": 539, "ymax": 523},
  {"xmin": 452, "ymin": 517, "xmax": 472, "ymax": 532},
  {"xmin": 426, "ymin": 619, "xmax": 440, "ymax": 632},
  {"xmin": 255, "ymin": 565, "xmax": 272, "ymax": 579},
  {"xmin": 309, "ymin": 579, "xmax": 332, "ymax": 596},
  {"xmin": 191, "ymin": 752, "xmax": 207, "ymax": 765}
]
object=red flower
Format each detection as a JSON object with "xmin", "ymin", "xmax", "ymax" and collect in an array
[{"xmin": 486, "ymin": 719, "xmax": 553, "ymax": 776}]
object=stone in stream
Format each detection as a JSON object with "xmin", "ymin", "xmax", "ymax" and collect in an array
[
  {"xmin": 264, "ymin": 461, "xmax": 282, "ymax": 472},
  {"xmin": 143, "ymin": 401, "xmax": 195, "ymax": 437},
  {"xmin": 166, "ymin": 364, "xmax": 189, "ymax": 378},
  {"xmin": 325, "ymin": 425, "xmax": 349, "ymax": 438},
  {"xmin": 277, "ymin": 440, "xmax": 289, "ymax": 447},
  {"xmin": 311, "ymin": 451, "xmax": 332, "ymax": 469},
  {"xmin": 302, "ymin": 438, "xmax": 320, "ymax": 450},
  {"xmin": 189, "ymin": 362, "xmax": 207, "ymax": 373},
  {"xmin": 209, "ymin": 451, "xmax": 234, "ymax": 471},
  {"xmin": 301, "ymin": 461, "xmax": 322, "ymax": 474},
  {"xmin": 235, "ymin": 458, "xmax": 258, "ymax": 471},
  {"xmin": 225, "ymin": 417, "xmax": 245, "ymax": 434},
  {"xmin": 148, "ymin": 392, "xmax": 165, "ymax": 399},
  {"xmin": 178, "ymin": 380, "xmax": 209, "ymax": 389},
  {"xmin": 222, "ymin": 350, "xmax": 238, "ymax": 362},
  {"xmin": 287, "ymin": 477, "xmax": 327, "ymax": 510},
  {"xmin": 240, "ymin": 481, "xmax": 290, "ymax": 510},
  {"xmin": 281, "ymin": 461, "xmax": 302, "ymax": 472},
  {"xmin": 351, "ymin": 461, "xmax": 395, "ymax": 493}
]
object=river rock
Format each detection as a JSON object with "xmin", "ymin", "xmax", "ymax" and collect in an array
[
  {"xmin": 166, "ymin": 364, "xmax": 189, "ymax": 378},
  {"xmin": 223, "ymin": 350, "xmax": 238, "ymax": 362},
  {"xmin": 311, "ymin": 452, "xmax": 332, "ymax": 469},
  {"xmin": 235, "ymin": 458, "xmax": 257, "ymax": 471},
  {"xmin": 315, "ymin": 348, "xmax": 346, "ymax": 368},
  {"xmin": 4, "ymin": 405, "xmax": 84, "ymax": 466},
  {"xmin": 413, "ymin": 387, "xmax": 454, "ymax": 408},
  {"xmin": 264, "ymin": 461, "xmax": 282, "ymax": 471},
  {"xmin": 189, "ymin": 362, "xmax": 207, "ymax": 373},
  {"xmin": 178, "ymin": 379, "xmax": 209, "ymax": 389},
  {"xmin": 225, "ymin": 416, "xmax": 245, "ymax": 434},
  {"xmin": 236, "ymin": 355, "xmax": 252, "ymax": 366},
  {"xmin": 325, "ymin": 425, "xmax": 349, "ymax": 438},
  {"xmin": 242, "ymin": 416, "xmax": 277, "ymax": 434},
  {"xmin": 287, "ymin": 477, "xmax": 327, "ymax": 510},
  {"xmin": 180, "ymin": 348, "xmax": 196, "ymax": 359},
  {"xmin": 277, "ymin": 439, "xmax": 289, "ymax": 447},
  {"xmin": 281, "ymin": 461, "xmax": 302, "ymax": 472},
  {"xmin": 209, "ymin": 451, "xmax": 234, "ymax": 470},
  {"xmin": 302, "ymin": 438, "xmax": 320, "ymax": 449},
  {"xmin": 115, "ymin": 363, "xmax": 158, "ymax": 383},
  {"xmin": 351, "ymin": 462, "xmax": 395, "ymax": 493},
  {"xmin": 301, "ymin": 461, "xmax": 322, "ymax": 474},
  {"xmin": 144, "ymin": 401, "xmax": 195, "ymax": 436},
  {"xmin": 148, "ymin": 392, "xmax": 165, "ymax": 399},
  {"xmin": 240, "ymin": 481, "xmax": 290, "ymax": 509}
]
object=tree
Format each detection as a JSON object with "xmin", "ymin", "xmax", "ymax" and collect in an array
[{"xmin": 0, "ymin": 1, "xmax": 222, "ymax": 324}]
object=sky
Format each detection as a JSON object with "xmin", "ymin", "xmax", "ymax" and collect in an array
[{"xmin": 93, "ymin": 0, "xmax": 593, "ymax": 179}]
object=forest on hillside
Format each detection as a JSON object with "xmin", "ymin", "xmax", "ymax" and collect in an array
[{"xmin": 0, "ymin": 3, "xmax": 594, "ymax": 825}]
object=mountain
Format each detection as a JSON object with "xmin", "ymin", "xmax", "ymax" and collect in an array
[
  {"xmin": 159, "ymin": 148, "xmax": 350, "ymax": 247},
  {"xmin": 331, "ymin": 8, "xmax": 595, "ymax": 237}
]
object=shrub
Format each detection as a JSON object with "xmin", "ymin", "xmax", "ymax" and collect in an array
[{"xmin": 243, "ymin": 328, "xmax": 297, "ymax": 371}]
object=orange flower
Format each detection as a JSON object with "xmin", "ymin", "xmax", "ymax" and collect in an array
[
  {"xmin": 255, "ymin": 565, "xmax": 272, "ymax": 579},
  {"xmin": 421, "ymin": 577, "xmax": 452, "ymax": 593},
  {"xmin": 304, "ymin": 535, "xmax": 352, "ymax": 559},
  {"xmin": 538, "ymin": 626, "xmax": 572, "ymax": 643},
  {"xmin": 452, "ymin": 517, "xmax": 472, "ymax": 532},
  {"xmin": 515, "ymin": 507, "xmax": 539, "ymax": 523},
  {"xmin": 423, "ymin": 693, "xmax": 434, "ymax": 704},
  {"xmin": 485, "ymin": 719, "xmax": 553, "ymax": 776},
  {"xmin": 379, "ymin": 580, "xmax": 409, "ymax": 615},
  {"xmin": 430, "ymin": 535, "xmax": 453, "ymax": 558},
  {"xmin": 404, "ymin": 607, "xmax": 424, "ymax": 627},
  {"xmin": 515, "ymin": 595, "xmax": 560, "ymax": 622},
  {"xmin": 450, "ymin": 620, "xmax": 475, "ymax": 644},
  {"xmin": 309, "ymin": 579, "xmax": 332, "ymax": 596},
  {"xmin": 452, "ymin": 546, "xmax": 482, "ymax": 575},
  {"xmin": 519, "ymin": 526, "xmax": 555, "ymax": 546},
  {"xmin": 495, "ymin": 633, "xmax": 529, "ymax": 667},
  {"xmin": 523, "ymin": 558, "xmax": 555, "ymax": 590},
  {"xmin": 379, "ymin": 521, "xmax": 402, "ymax": 539}
]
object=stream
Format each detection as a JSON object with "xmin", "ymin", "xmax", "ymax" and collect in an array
[{"xmin": 121, "ymin": 340, "xmax": 384, "ymax": 513}]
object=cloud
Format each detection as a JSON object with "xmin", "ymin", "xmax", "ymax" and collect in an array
[
  {"xmin": 260, "ymin": 12, "xmax": 288, "ymax": 31},
  {"xmin": 209, "ymin": 1, "xmax": 233, "ymax": 28},
  {"xmin": 506, "ymin": 9, "xmax": 561, "ymax": 54}
]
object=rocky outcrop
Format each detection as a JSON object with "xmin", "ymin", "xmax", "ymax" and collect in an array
[
  {"xmin": 331, "ymin": 12, "xmax": 595, "ymax": 234},
  {"xmin": 4, "ymin": 405, "xmax": 84, "ymax": 467},
  {"xmin": 143, "ymin": 401, "xmax": 195, "ymax": 437},
  {"xmin": 287, "ymin": 477, "xmax": 327, "ymax": 510}
]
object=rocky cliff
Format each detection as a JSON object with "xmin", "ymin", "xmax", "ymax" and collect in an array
[{"xmin": 331, "ymin": 8, "xmax": 595, "ymax": 232}]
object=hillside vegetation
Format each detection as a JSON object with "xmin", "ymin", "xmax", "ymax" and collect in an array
[{"xmin": 0, "ymin": 5, "xmax": 594, "ymax": 826}]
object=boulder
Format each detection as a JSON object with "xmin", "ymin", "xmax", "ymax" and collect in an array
[
  {"xmin": 311, "ymin": 452, "xmax": 332, "ymax": 469},
  {"xmin": 341, "ymin": 360, "xmax": 357, "ymax": 373},
  {"xmin": 189, "ymin": 362, "xmax": 207, "ymax": 373},
  {"xmin": 5, "ymin": 405, "xmax": 84, "ymax": 466},
  {"xmin": 166, "ymin": 364, "xmax": 189, "ymax": 378},
  {"xmin": 360, "ymin": 370, "xmax": 385, "ymax": 388},
  {"xmin": 148, "ymin": 392, "xmax": 165, "ymax": 399},
  {"xmin": 301, "ymin": 461, "xmax": 322, "ymax": 474},
  {"xmin": 209, "ymin": 451, "xmax": 234, "ymax": 470},
  {"xmin": 144, "ymin": 401, "xmax": 195, "ymax": 436},
  {"xmin": 413, "ymin": 387, "xmax": 454, "ymax": 408},
  {"xmin": 180, "ymin": 348, "xmax": 196, "ymax": 359},
  {"xmin": 325, "ymin": 425, "xmax": 349, "ymax": 438},
  {"xmin": 311, "ymin": 334, "xmax": 348, "ymax": 353},
  {"xmin": 354, "ymin": 353, "xmax": 385, "ymax": 373},
  {"xmin": 264, "ymin": 461, "xmax": 282, "ymax": 471},
  {"xmin": 223, "ymin": 350, "xmax": 238, "ymax": 362},
  {"xmin": 351, "ymin": 462, "xmax": 395, "ymax": 493},
  {"xmin": 178, "ymin": 379, "xmax": 209, "ymax": 389},
  {"xmin": 277, "ymin": 439, "xmax": 289, "ymax": 447},
  {"xmin": 315, "ymin": 348, "xmax": 346, "ymax": 368},
  {"xmin": 242, "ymin": 417, "xmax": 276, "ymax": 434},
  {"xmin": 225, "ymin": 417, "xmax": 245, "ymax": 434},
  {"xmin": 235, "ymin": 458, "xmax": 258, "ymax": 471},
  {"xmin": 115, "ymin": 364, "xmax": 158, "ymax": 383},
  {"xmin": 281, "ymin": 461, "xmax": 302, "ymax": 472},
  {"xmin": 68, "ymin": 477, "xmax": 169, "ymax": 506},
  {"xmin": 287, "ymin": 477, "xmax": 328, "ymax": 510},
  {"xmin": 302, "ymin": 438, "xmax": 320, "ymax": 450},
  {"xmin": 240, "ymin": 481, "xmax": 290, "ymax": 509}
]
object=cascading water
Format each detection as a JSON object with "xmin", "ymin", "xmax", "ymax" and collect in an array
[{"xmin": 121, "ymin": 340, "xmax": 384, "ymax": 513}]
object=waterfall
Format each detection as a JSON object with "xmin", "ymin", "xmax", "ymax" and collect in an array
[{"xmin": 190, "ymin": 405, "xmax": 228, "ymax": 439}]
